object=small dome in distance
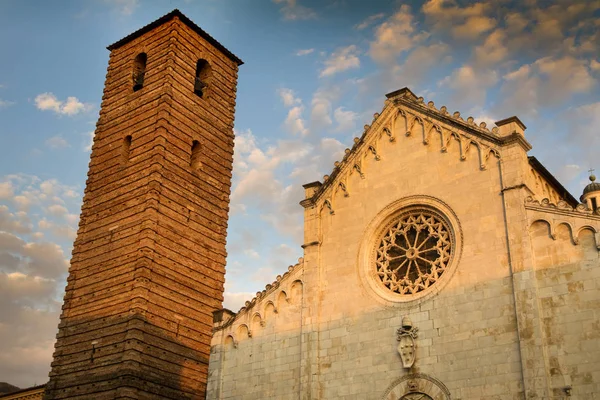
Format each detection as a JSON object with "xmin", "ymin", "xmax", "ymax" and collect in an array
[
  {"xmin": 582, "ymin": 173, "xmax": 600, "ymax": 197},
  {"xmin": 580, "ymin": 170, "xmax": 600, "ymax": 212}
]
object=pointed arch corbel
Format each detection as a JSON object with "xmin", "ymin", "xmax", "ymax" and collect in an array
[
  {"xmin": 442, "ymin": 131, "xmax": 460, "ymax": 153},
  {"xmin": 323, "ymin": 199, "xmax": 334, "ymax": 215},
  {"xmin": 353, "ymin": 162, "xmax": 365, "ymax": 179},
  {"xmin": 406, "ymin": 115, "xmax": 424, "ymax": 137},
  {"xmin": 395, "ymin": 109, "xmax": 407, "ymax": 137},
  {"xmin": 368, "ymin": 145, "xmax": 381, "ymax": 161},
  {"xmin": 480, "ymin": 147, "xmax": 500, "ymax": 170},
  {"xmin": 394, "ymin": 109, "xmax": 409, "ymax": 138},
  {"xmin": 338, "ymin": 180, "xmax": 349, "ymax": 197},
  {"xmin": 383, "ymin": 127, "xmax": 395, "ymax": 142},
  {"xmin": 458, "ymin": 139, "xmax": 476, "ymax": 161},
  {"xmin": 425, "ymin": 124, "xmax": 442, "ymax": 146}
]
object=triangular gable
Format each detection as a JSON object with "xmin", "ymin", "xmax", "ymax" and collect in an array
[{"xmin": 302, "ymin": 87, "xmax": 533, "ymax": 211}]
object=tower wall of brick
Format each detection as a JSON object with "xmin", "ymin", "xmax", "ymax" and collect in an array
[{"xmin": 44, "ymin": 13, "xmax": 239, "ymax": 400}]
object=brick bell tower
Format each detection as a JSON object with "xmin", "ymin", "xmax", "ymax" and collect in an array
[{"xmin": 44, "ymin": 10, "xmax": 242, "ymax": 400}]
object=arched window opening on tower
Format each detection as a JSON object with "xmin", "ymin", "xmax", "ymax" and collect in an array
[
  {"xmin": 122, "ymin": 135, "xmax": 132, "ymax": 163},
  {"xmin": 592, "ymin": 197, "xmax": 598, "ymax": 211},
  {"xmin": 132, "ymin": 53, "xmax": 147, "ymax": 92},
  {"xmin": 194, "ymin": 59, "xmax": 211, "ymax": 98},
  {"xmin": 191, "ymin": 140, "xmax": 202, "ymax": 169}
]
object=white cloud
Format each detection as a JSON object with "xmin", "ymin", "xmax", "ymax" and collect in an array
[
  {"xmin": 13, "ymin": 195, "xmax": 32, "ymax": 211},
  {"xmin": 277, "ymin": 89, "xmax": 308, "ymax": 136},
  {"xmin": 333, "ymin": 107, "xmax": 358, "ymax": 133},
  {"xmin": 296, "ymin": 48, "xmax": 315, "ymax": 56},
  {"xmin": 439, "ymin": 64, "xmax": 498, "ymax": 108},
  {"xmin": 369, "ymin": 5, "xmax": 426, "ymax": 65},
  {"xmin": 320, "ymin": 45, "xmax": 361, "ymax": 78},
  {"xmin": 84, "ymin": 131, "xmax": 95, "ymax": 152},
  {"xmin": 565, "ymin": 102, "xmax": 600, "ymax": 169},
  {"xmin": 105, "ymin": 0, "xmax": 138, "ymax": 15},
  {"xmin": 395, "ymin": 42, "xmax": 451, "ymax": 84},
  {"xmin": 252, "ymin": 267, "xmax": 274, "ymax": 283},
  {"xmin": 223, "ymin": 291, "xmax": 255, "ymax": 311},
  {"xmin": 284, "ymin": 106, "xmax": 309, "ymax": 136},
  {"xmin": 63, "ymin": 189, "xmax": 79, "ymax": 199},
  {"xmin": 2, "ymin": 174, "xmax": 80, "ymax": 222},
  {"xmin": 555, "ymin": 164, "xmax": 582, "ymax": 184},
  {"xmin": 34, "ymin": 93, "xmax": 91, "ymax": 116},
  {"xmin": 40, "ymin": 179, "xmax": 57, "ymax": 196},
  {"xmin": 473, "ymin": 29, "xmax": 508, "ymax": 67},
  {"xmin": 272, "ymin": 0, "xmax": 316, "ymax": 21},
  {"xmin": 52, "ymin": 225, "xmax": 77, "ymax": 241},
  {"xmin": 231, "ymin": 130, "xmax": 312, "ymax": 240},
  {"xmin": 38, "ymin": 219, "xmax": 53, "ymax": 230},
  {"xmin": 244, "ymin": 249, "xmax": 260, "ymax": 259},
  {"xmin": 355, "ymin": 13, "xmax": 386, "ymax": 30},
  {"xmin": 0, "ymin": 181, "xmax": 14, "ymax": 199},
  {"xmin": 65, "ymin": 213, "xmax": 79, "ymax": 225},
  {"xmin": 499, "ymin": 55, "xmax": 596, "ymax": 115},
  {"xmin": 422, "ymin": 0, "xmax": 496, "ymax": 40},
  {"xmin": 0, "ymin": 173, "xmax": 83, "ymax": 385},
  {"xmin": 278, "ymin": 88, "xmax": 301, "ymax": 107},
  {"xmin": 47, "ymin": 204, "xmax": 68, "ymax": 217},
  {"xmin": 0, "ymin": 206, "xmax": 32, "ymax": 234},
  {"xmin": 535, "ymin": 56, "xmax": 596, "ymax": 95},
  {"xmin": 310, "ymin": 87, "xmax": 341, "ymax": 129},
  {"xmin": 45, "ymin": 135, "xmax": 70, "ymax": 149},
  {"xmin": 0, "ymin": 99, "xmax": 15, "ymax": 108}
]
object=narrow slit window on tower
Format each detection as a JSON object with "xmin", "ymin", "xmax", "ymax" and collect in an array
[
  {"xmin": 592, "ymin": 197, "xmax": 598, "ymax": 211},
  {"xmin": 194, "ymin": 59, "xmax": 211, "ymax": 98},
  {"xmin": 132, "ymin": 53, "xmax": 147, "ymax": 92},
  {"xmin": 122, "ymin": 135, "xmax": 132, "ymax": 163},
  {"xmin": 191, "ymin": 140, "xmax": 202, "ymax": 169}
]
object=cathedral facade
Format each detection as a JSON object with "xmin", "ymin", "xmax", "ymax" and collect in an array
[
  {"xmin": 206, "ymin": 86, "xmax": 600, "ymax": 400},
  {"xmin": 34, "ymin": 9, "xmax": 600, "ymax": 400}
]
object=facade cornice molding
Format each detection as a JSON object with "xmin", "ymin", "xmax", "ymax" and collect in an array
[
  {"xmin": 213, "ymin": 258, "xmax": 304, "ymax": 332},
  {"xmin": 300, "ymin": 198, "xmax": 316, "ymax": 209},
  {"xmin": 525, "ymin": 196, "xmax": 600, "ymax": 221},
  {"xmin": 498, "ymin": 131, "xmax": 533, "ymax": 151},
  {"xmin": 392, "ymin": 97, "xmax": 505, "ymax": 147}
]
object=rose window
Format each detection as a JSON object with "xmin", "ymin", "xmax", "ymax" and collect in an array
[{"xmin": 375, "ymin": 210, "xmax": 453, "ymax": 295}]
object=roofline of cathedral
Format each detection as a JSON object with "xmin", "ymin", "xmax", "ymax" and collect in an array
[
  {"xmin": 300, "ymin": 87, "xmax": 578, "ymax": 210},
  {"xmin": 0, "ymin": 384, "xmax": 46, "ymax": 399},
  {"xmin": 106, "ymin": 9, "xmax": 244, "ymax": 66},
  {"xmin": 528, "ymin": 156, "xmax": 578, "ymax": 207}
]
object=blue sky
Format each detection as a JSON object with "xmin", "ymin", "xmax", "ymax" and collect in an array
[{"xmin": 0, "ymin": 0, "xmax": 599, "ymax": 388}]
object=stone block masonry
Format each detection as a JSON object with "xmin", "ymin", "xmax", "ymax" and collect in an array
[{"xmin": 44, "ymin": 10, "xmax": 242, "ymax": 400}]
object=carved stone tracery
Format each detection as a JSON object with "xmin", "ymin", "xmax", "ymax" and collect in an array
[{"xmin": 376, "ymin": 210, "xmax": 452, "ymax": 295}]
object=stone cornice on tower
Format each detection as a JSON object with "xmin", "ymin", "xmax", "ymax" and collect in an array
[{"xmin": 107, "ymin": 9, "xmax": 243, "ymax": 66}]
